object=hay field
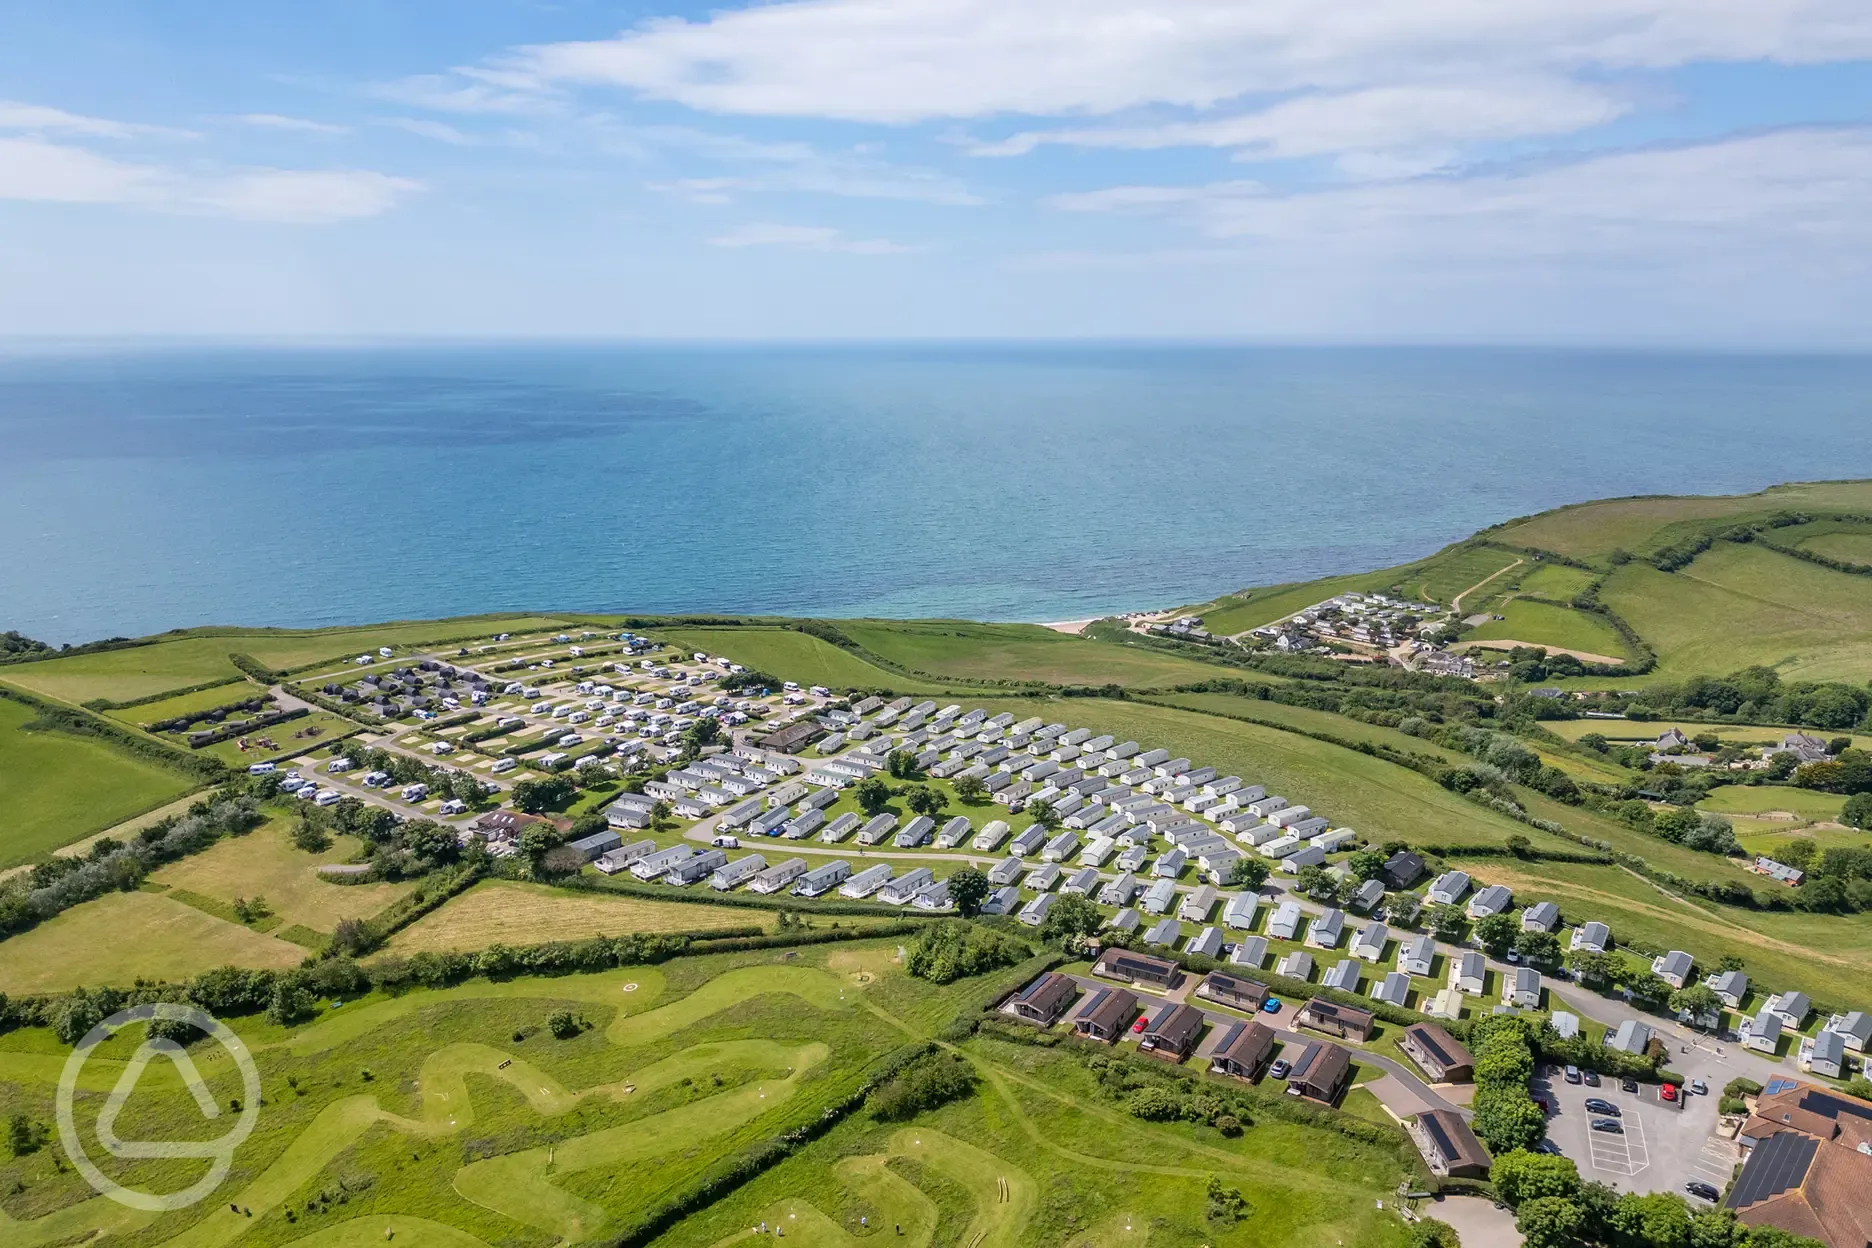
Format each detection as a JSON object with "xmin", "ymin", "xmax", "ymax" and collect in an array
[
  {"xmin": 386, "ymin": 879, "xmax": 772, "ymax": 953},
  {"xmin": 0, "ymin": 889, "xmax": 306, "ymax": 993},
  {"xmin": 150, "ymin": 820, "xmax": 412, "ymax": 933}
]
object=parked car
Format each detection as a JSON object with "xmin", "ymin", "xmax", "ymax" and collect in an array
[
  {"xmin": 1131, "ymin": 1016, "xmax": 1149, "ymax": 1034},
  {"xmin": 1262, "ymin": 998, "xmax": 1282, "ymax": 1014},
  {"xmin": 1661, "ymin": 1083, "xmax": 1679, "ymax": 1102},
  {"xmin": 1685, "ymin": 1181, "xmax": 1720, "ymax": 1202},
  {"xmin": 1583, "ymin": 1071, "xmax": 1601, "ymax": 1087},
  {"xmin": 1621, "ymin": 1078, "xmax": 1640, "ymax": 1094},
  {"xmin": 1584, "ymin": 1099, "xmax": 1620, "ymax": 1116},
  {"xmin": 1690, "ymin": 1079, "xmax": 1709, "ymax": 1096},
  {"xmin": 1533, "ymin": 1140, "xmax": 1564, "ymax": 1155},
  {"xmin": 1564, "ymin": 1066, "xmax": 1582, "ymax": 1084},
  {"xmin": 1590, "ymin": 1119, "xmax": 1625, "ymax": 1134},
  {"xmin": 1269, "ymin": 1059, "xmax": 1291, "ymax": 1080}
]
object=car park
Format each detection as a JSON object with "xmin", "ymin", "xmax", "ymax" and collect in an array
[
  {"xmin": 1583, "ymin": 1071, "xmax": 1601, "ymax": 1087},
  {"xmin": 1689, "ymin": 1079, "xmax": 1708, "ymax": 1096},
  {"xmin": 1621, "ymin": 1078, "xmax": 1640, "ymax": 1094},
  {"xmin": 1564, "ymin": 1065, "xmax": 1582, "ymax": 1084},
  {"xmin": 1660, "ymin": 1083, "xmax": 1678, "ymax": 1102}
]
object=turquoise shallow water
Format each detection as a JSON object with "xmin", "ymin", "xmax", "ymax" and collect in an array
[{"xmin": 1, "ymin": 343, "xmax": 1868, "ymax": 643}]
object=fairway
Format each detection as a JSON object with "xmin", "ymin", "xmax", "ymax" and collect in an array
[
  {"xmin": 150, "ymin": 820, "xmax": 413, "ymax": 934},
  {"xmin": 386, "ymin": 878, "xmax": 772, "ymax": 954},
  {"xmin": 0, "ymin": 695, "xmax": 199, "ymax": 866},
  {"xmin": 653, "ymin": 627, "xmax": 924, "ymax": 690},
  {"xmin": 1602, "ymin": 543, "xmax": 1872, "ymax": 682},
  {"xmin": 840, "ymin": 619, "xmax": 1247, "ymax": 686},
  {"xmin": 0, "ymin": 889, "xmax": 306, "ymax": 993}
]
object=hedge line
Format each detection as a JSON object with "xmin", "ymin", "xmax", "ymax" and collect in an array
[
  {"xmin": 183, "ymin": 706, "xmax": 307, "ymax": 749},
  {"xmin": 81, "ymin": 676, "xmax": 252, "ymax": 713},
  {"xmin": 0, "ymin": 685, "xmax": 226, "ymax": 783}
]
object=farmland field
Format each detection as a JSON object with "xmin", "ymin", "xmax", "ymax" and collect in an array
[
  {"xmin": 651, "ymin": 627, "xmax": 928, "ymax": 690},
  {"xmin": 1600, "ymin": 543, "xmax": 1872, "ymax": 682},
  {"xmin": 386, "ymin": 879, "xmax": 773, "ymax": 952},
  {"xmin": 0, "ymin": 695, "xmax": 199, "ymax": 866},
  {"xmin": 1488, "ymin": 481, "xmax": 1872, "ymax": 561},
  {"xmin": 148, "ymin": 819, "xmax": 413, "ymax": 935},
  {"xmin": 0, "ymin": 888, "xmax": 306, "ymax": 993},
  {"xmin": 1797, "ymin": 531, "xmax": 1872, "ymax": 565},
  {"xmin": 839, "ymin": 619, "xmax": 1246, "ymax": 687},
  {"xmin": 1698, "ymin": 786, "xmax": 1848, "ymax": 821},
  {"xmin": 1511, "ymin": 562, "xmax": 1599, "ymax": 602},
  {"xmin": 1392, "ymin": 544, "xmax": 1522, "ymax": 605},
  {"xmin": 101, "ymin": 679, "xmax": 261, "ymax": 728},
  {"xmin": 1460, "ymin": 598, "xmax": 1633, "ymax": 660}
]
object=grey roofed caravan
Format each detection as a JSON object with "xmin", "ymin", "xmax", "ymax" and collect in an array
[
  {"xmin": 1230, "ymin": 935, "xmax": 1268, "ymax": 968},
  {"xmin": 1145, "ymin": 917, "xmax": 1182, "ymax": 948},
  {"xmin": 1186, "ymin": 926, "xmax": 1224, "ymax": 959},
  {"xmin": 791, "ymin": 859, "xmax": 851, "ymax": 897},
  {"xmin": 1141, "ymin": 877, "xmax": 1179, "ymax": 914},
  {"xmin": 989, "ymin": 856, "xmax": 1025, "ymax": 886},
  {"xmin": 981, "ymin": 885, "xmax": 1022, "ymax": 916},
  {"xmin": 1371, "ymin": 971, "xmax": 1412, "ymax": 1008},
  {"xmin": 1100, "ymin": 871, "xmax": 1142, "ymax": 905},
  {"xmin": 1521, "ymin": 901, "xmax": 1561, "ymax": 932},
  {"xmin": 1605, "ymin": 1018, "xmax": 1653, "ymax": 1055},
  {"xmin": 1323, "ymin": 959, "xmax": 1362, "ymax": 992}
]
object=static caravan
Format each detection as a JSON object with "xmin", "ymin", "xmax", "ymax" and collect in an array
[
  {"xmin": 1222, "ymin": 893, "xmax": 1259, "ymax": 930},
  {"xmin": 1099, "ymin": 872, "xmax": 1142, "ymax": 906},
  {"xmin": 839, "ymin": 864, "xmax": 894, "ymax": 899},
  {"xmin": 1268, "ymin": 899, "xmax": 1304, "ymax": 941},
  {"xmin": 1080, "ymin": 836, "xmax": 1116, "ymax": 867},
  {"xmin": 856, "ymin": 814, "xmax": 898, "ymax": 846},
  {"xmin": 988, "ymin": 856, "xmax": 1025, "ymax": 886},
  {"xmin": 1019, "ymin": 892, "xmax": 1056, "ymax": 927},
  {"xmin": 792, "ymin": 860, "xmax": 851, "ymax": 898},
  {"xmin": 935, "ymin": 816, "xmax": 972, "ymax": 849},
  {"xmin": 1062, "ymin": 866, "xmax": 1101, "ymax": 895},
  {"xmin": 710, "ymin": 854, "xmax": 767, "ymax": 890},
  {"xmin": 819, "ymin": 811, "xmax": 861, "ymax": 843},
  {"xmin": 972, "ymin": 820, "xmax": 1011, "ymax": 851},
  {"xmin": 1140, "ymin": 877, "xmax": 1179, "ymax": 915},
  {"xmin": 666, "ymin": 849, "xmax": 727, "ymax": 887},
  {"xmin": 1180, "ymin": 884, "xmax": 1219, "ymax": 923},
  {"xmin": 749, "ymin": 857, "xmax": 809, "ymax": 894},
  {"xmin": 879, "ymin": 867, "xmax": 935, "ymax": 905},
  {"xmin": 894, "ymin": 815, "xmax": 936, "ymax": 849},
  {"xmin": 783, "ymin": 808, "xmax": 825, "ymax": 840}
]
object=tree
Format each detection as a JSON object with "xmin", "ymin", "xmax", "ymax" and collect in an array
[
  {"xmin": 1506, "ymin": 833, "xmax": 1533, "ymax": 857},
  {"xmin": 1515, "ymin": 930, "xmax": 1561, "ymax": 965},
  {"xmin": 1608, "ymin": 1190, "xmax": 1692, "ymax": 1248},
  {"xmin": 1517, "ymin": 1197, "xmax": 1586, "ymax": 1248},
  {"xmin": 1226, "ymin": 857, "xmax": 1269, "ymax": 890},
  {"xmin": 292, "ymin": 819, "xmax": 331, "ymax": 853},
  {"xmin": 953, "ymin": 774, "xmax": 987, "ymax": 803},
  {"xmin": 1570, "ymin": 950, "xmax": 1624, "ymax": 985},
  {"xmin": 1293, "ymin": 864, "xmax": 1332, "ymax": 898},
  {"xmin": 1027, "ymin": 801, "xmax": 1063, "ymax": 831},
  {"xmin": 853, "ymin": 777, "xmax": 893, "ymax": 816},
  {"xmin": 7, "ymin": 1113, "xmax": 45, "ymax": 1157},
  {"xmin": 680, "ymin": 717, "xmax": 721, "ymax": 757},
  {"xmin": 1670, "ymin": 984, "xmax": 1724, "ymax": 1025},
  {"xmin": 1472, "ymin": 1089, "xmax": 1547, "ymax": 1152},
  {"xmin": 512, "ymin": 775, "xmax": 576, "ymax": 813},
  {"xmin": 1845, "ymin": 791, "xmax": 1872, "ymax": 830},
  {"xmin": 1428, "ymin": 903, "xmax": 1468, "ymax": 942},
  {"xmin": 1627, "ymin": 974, "xmax": 1675, "ymax": 1007},
  {"xmin": 1346, "ymin": 849, "xmax": 1386, "ymax": 881},
  {"xmin": 517, "ymin": 822, "xmax": 562, "ymax": 866},
  {"xmin": 886, "ymin": 749, "xmax": 921, "ymax": 779},
  {"xmin": 904, "ymin": 785, "xmax": 946, "ymax": 817},
  {"xmin": 547, "ymin": 1009, "xmax": 581, "ymax": 1039},
  {"xmin": 947, "ymin": 868, "xmax": 989, "ymax": 917},
  {"xmin": 1491, "ymin": 1149, "xmax": 1580, "ymax": 1206},
  {"xmin": 1475, "ymin": 912, "xmax": 1518, "ymax": 955},
  {"xmin": 1041, "ymin": 893, "xmax": 1105, "ymax": 942},
  {"xmin": 648, "ymin": 800, "xmax": 674, "ymax": 834}
]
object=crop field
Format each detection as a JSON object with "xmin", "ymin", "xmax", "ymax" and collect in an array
[
  {"xmin": 1460, "ymin": 598, "xmax": 1633, "ymax": 661},
  {"xmin": 1601, "ymin": 543, "xmax": 1872, "ymax": 682},
  {"xmin": 387, "ymin": 880, "xmax": 773, "ymax": 953},
  {"xmin": 0, "ymin": 889, "xmax": 307, "ymax": 993},
  {"xmin": 1489, "ymin": 481, "xmax": 1872, "ymax": 562},
  {"xmin": 652, "ymin": 628, "xmax": 926, "ymax": 691},
  {"xmin": 839, "ymin": 620, "xmax": 1246, "ymax": 687},
  {"xmin": 0, "ymin": 695, "xmax": 199, "ymax": 867},
  {"xmin": 149, "ymin": 820, "xmax": 413, "ymax": 935}
]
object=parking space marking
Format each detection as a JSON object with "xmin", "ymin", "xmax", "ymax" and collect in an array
[{"xmin": 1585, "ymin": 1112, "xmax": 1649, "ymax": 1177}]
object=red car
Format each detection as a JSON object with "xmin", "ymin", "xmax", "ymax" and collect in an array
[
  {"xmin": 1131, "ymin": 1015, "xmax": 1149, "ymax": 1034},
  {"xmin": 1661, "ymin": 1083, "xmax": 1678, "ymax": 1102}
]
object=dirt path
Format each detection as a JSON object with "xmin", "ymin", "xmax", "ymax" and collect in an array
[
  {"xmin": 1450, "ymin": 557, "xmax": 1523, "ymax": 613},
  {"xmin": 1456, "ymin": 638, "xmax": 1628, "ymax": 666}
]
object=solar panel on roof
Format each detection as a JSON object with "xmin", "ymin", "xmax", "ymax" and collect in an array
[
  {"xmin": 1729, "ymin": 1132, "xmax": 1818, "ymax": 1210},
  {"xmin": 1413, "ymin": 1027, "xmax": 1456, "ymax": 1066},
  {"xmin": 1422, "ymin": 1114, "xmax": 1459, "ymax": 1160},
  {"xmin": 1764, "ymin": 1077, "xmax": 1800, "ymax": 1095},
  {"xmin": 1799, "ymin": 1089, "xmax": 1872, "ymax": 1122}
]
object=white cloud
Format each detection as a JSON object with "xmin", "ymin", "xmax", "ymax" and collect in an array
[
  {"xmin": 708, "ymin": 222, "xmax": 918, "ymax": 253},
  {"xmin": 1049, "ymin": 127, "xmax": 1872, "ymax": 257},
  {"xmin": 0, "ymin": 134, "xmax": 417, "ymax": 223},
  {"xmin": 0, "ymin": 99, "xmax": 194, "ymax": 140},
  {"xmin": 608, "ymin": 122, "xmax": 983, "ymax": 204},
  {"xmin": 374, "ymin": 73, "xmax": 559, "ymax": 116},
  {"xmin": 234, "ymin": 113, "xmax": 350, "ymax": 135},
  {"xmin": 972, "ymin": 79, "xmax": 1635, "ymax": 171},
  {"xmin": 390, "ymin": 117, "xmax": 479, "ymax": 145},
  {"xmin": 501, "ymin": 0, "xmax": 1872, "ymax": 124}
]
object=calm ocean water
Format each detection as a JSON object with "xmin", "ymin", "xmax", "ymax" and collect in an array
[{"xmin": 2, "ymin": 344, "xmax": 1869, "ymax": 644}]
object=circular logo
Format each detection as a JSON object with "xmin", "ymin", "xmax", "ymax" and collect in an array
[{"xmin": 56, "ymin": 1003, "xmax": 262, "ymax": 1211}]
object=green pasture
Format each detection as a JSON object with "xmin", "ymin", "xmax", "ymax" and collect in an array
[
  {"xmin": 0, "ymin": 889, "xmax": 307, "ymax": 994},
  {"xmin": 652, "ymin": 627, "xmax": 925, "ymax": 691},
  {"xmin": 1700, "ymin": 786, "xmax": 1847, "ymax": 821},
  {"xmin": 1394, "ymin": 544, "xmax": 1523, "ymax": 605},
  {"xmin": 103, "ymin": 680, "xmax": 263, "ymax": 729},
  {"xmin": 839, "ymin": 619, "xmax": 1247, "ymax": 688},
  {"xmin": 1798, "ymin": 531, "xmax": 1872, "ymax": 565},
  {"xmin": 1512, "ymin": 562, "xmax": 1599, "ymax": 603},
  {"xmin": 0, "ymin": 695, "xmax": 199, "ymax": 867},
  {"xmin": 1461, "ymin": 599, "xmax": 1634, "ymax": 660},
  {"xmin": 1601, "ymin": 543, "xmax": 1872, "ymax": 683},
  {"xmin": 1489, "ymin": 481, "xmax": 1872, "ymax": 562}
]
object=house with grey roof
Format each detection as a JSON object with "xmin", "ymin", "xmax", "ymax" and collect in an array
[
  {"xmin": 1187, "ymin": 926, "xmax": 1224, "ymax": 959},
  {"xmin": 1706, "ymin": 969, "xmax": 1750, "ymax": 1009},
  {"xmin": 1504, "ymin": 966, "xmax": 1542, "ymax": 1009},
  {"xmin": 1605, "ymin": 1018, "xmax": 1653, "ymax": 1055},
  {"xmin": 1145, "ymin": 917, "xmax": 1182, "ymax": 948},
  {"xmin": 1652, "ymin": 949, "xmax": 1695, "ymax": 989},
  {"xmin": 1428, "ymin": 871, "xmax": 1471, "ymax": 906},
  {"xmin": 1371, "ymin": 972, "xmax": 1412, "ymax": 1008},
  {"xmin": 1324, "ymin": 959, "xmax": 1362, "ymax": 992},
  {"xmin": 1803, "ymin": 1027, "xmax": 1847, "ymax": 1079},
  {"xmin": 1570, "ymin": 922, "xmax": 1611, "ymax": 954},
  {"xmin": 1231, "ymin": 936, "xmax": 1269, "ymax": 969},
  {"xmin": 1351, "ymin": 920, "xmax": 1389, "ymax": 962},
  {"xmin": 1276, "ymin": 950, "xmax": 1313, "ymax": 980},
  {"xmin": 1767, "ymin": 991, "xmax": 1812, "ymax": 1030},
  {"xmin": 1742, "ymin": 1009, "xmax": 1783, "ymax": 1055},
  {"xmin": 1399, "ymin": 933, "xmax": 1437, "ymax": 977},
  {"xmin": 1466, "ymin": 884, "xmax": 1513, "ymax": 919},
  {"xmin": 1521, "ymin": 901, "xmax": 1561, "ymax": 933},
  {"xmin": 1450, "ymin": 950, "xmax": 1487, "ymax": 996},
  {"xmin": 1827, "ymin": 1011, "xmax": 1872, "ymax": 1053},
  {"xmin": 1306, "ymin": 908, "xmax": 1347, "ymax": 949},
  {"xmin": 1350, "ymin": 878, "xmax": 1386, "ymax": 913}
]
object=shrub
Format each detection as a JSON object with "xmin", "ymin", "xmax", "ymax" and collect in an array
[
  {"xmin": 904, "ymin": 922, "xmax": 1030, "ymax": 984},
  {"xmin": 867, "ymin": 1052, "xmax": 977, "ymax": 1121}
]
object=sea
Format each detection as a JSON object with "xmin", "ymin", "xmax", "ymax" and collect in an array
[{"xmin": 2, "ymin": 343, "xmax": 1869, "ymax": 645}]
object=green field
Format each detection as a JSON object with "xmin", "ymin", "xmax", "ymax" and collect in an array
[
  {"xmin": 839, "ymin": 620, "xmax": 1247, "ymax": 687},
  {"xmin": 0, "ymin": 941, "xmax": 1418, "ymax": 1248},
  {"xmin": 1393, "ymin": 544, "xmax": 1523, "ymax": 606},
  {"xmin": 1190, "ymin": 570, "xmax": 1413, "ymax": 637},
  {"xmin": 652, "ymin": 628, "xmax": 927, "ymax": 691},
  {"xmin": 1461, "ymin": 598, "xmax": 1634, "ymax": 661},
  {"xmin": 1799, "ymin": 531, "xmax": 1872, "ymax": 565},
  {"xmin": 387, "ymin": 879, "xmax": 775, "ymax": 952},
  {"xmin": 0, "ymin": 617, "xmax": 573, "ymax": 706},
  {"xmin": 102, "ymin": 680, "xmax": 263, "ymax": 728},
  {"xmin": 1489, "ymin": 481, "xmax": 1872, "ymax": 562},
  {"xmin": 0, "ymin": 696, "xmax": 200, "ymax": 867},
  {"xmin": 1699, "ymin": 786, "xmax": 1848, "ymax": 821},
  {"xmin": 149, "ymin": 819, "xmax": 413, "ymax": 937},
  {"xmin": 1511, "ymin": 562, "xmax": 1599, "ymax": 602},
  {"xmin": 1601, "ymin": 543, "xmax": 1872, "ymax": 682}
]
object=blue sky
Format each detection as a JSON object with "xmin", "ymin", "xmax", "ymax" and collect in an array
[{"xmin": 3, "ymin": 0, "xmax": 1871, "ymax": 342}]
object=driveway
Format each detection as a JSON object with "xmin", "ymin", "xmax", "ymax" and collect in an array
[{"xmin": 1427, "ymin": 1195, "xmax": 1522, "ymax": 1246}]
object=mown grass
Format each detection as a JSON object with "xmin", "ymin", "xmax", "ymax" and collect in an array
[
  {"xmin": 102, "ymin": 679, "xmax": 262, "ymax": 728},
  {"xmin": 652, "ymin": 628, "xmax": 930, "ymax": 691},
  {"xmin": 0, "ymin": 888, "xmax": 307, "ymax": 993},
  {"xmin": 1699, "ymin": 786, "xmax": 1848, "ymax": 820},
  {"xmin": 1461, "ymin": 599, "xmax": 1634, "ymax": 660},
  {"xmin": 1798, "ymin": 531, "xmax": 1872, "ymax": 564},
  {"xmin": 1601, "ymin": 543, "xmax": 1872, "ymax": 682},
  {"xmin": 1396, "ymin": 545, "xmax": 1523, "ymax": 606},
  {"xmin": 840, "ymin": 620, "xmax": 1247, "ymax": 687},
  {"xmin": 385, "ymin": 879, "xmax": 773, "ymax": 953},
  {"xmin": 148, "ymin": 819, "xmax": 412, "ymax": 936},
  {"xmin": 0, "ymin": 695, "xmax": 199, "ymax": 867},
  {"xmin": 1513, "ymin": 563, "xmax": 1600, "ymax": 602}
]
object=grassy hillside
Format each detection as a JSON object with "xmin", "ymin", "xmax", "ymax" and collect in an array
[
  {"xmin": 1490, "ymin": 480, "xmax": 1872, "ymax": 561},
  {"xmin": 1462, "ymin": 598, "xmax": 1635, "ymax": 660},
  {"xmin": 840, "ymin": 619, "xmax": 1250, "ymax": 686},
  {"xmin": 653, "ymin": 626, "xmax": 933, "ymax": 690},
  {"xmin": 0, "ymin": 696, "xmax": 199, "ymax": 866}
]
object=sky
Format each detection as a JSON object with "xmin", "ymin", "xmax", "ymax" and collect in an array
[{"xmin": 2, "ymin": 1, "xmax": 1872, "ymax": 343}]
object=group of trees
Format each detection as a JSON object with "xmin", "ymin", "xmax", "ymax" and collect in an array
[
  {"xmin": 867, "ymin": 1051, "xmax": 978, "ymax": 1121},
  {"xmin": 1468, "ymin": 1015, "xmax": 1547, "ymax": 1154},
  {"xmin": 330, "ymin": 742, "xmax": 490, "ymax": 807},
  {"xmin": 1491, "ymin": 1147, "xmax": 1819, "ymax": 1248},
  {"xmin": 903, "ymin": 922, "xmax": 1029, "ymax": 984}
]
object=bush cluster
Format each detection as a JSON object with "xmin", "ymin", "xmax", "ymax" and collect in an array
[
  {"xmin": 904, "ymin": 922, "xmax": 1032, "ymax": 984},
  {"xmin": 867, "ymin": 1051, "xmax": 978, "ymax": 1121}
]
